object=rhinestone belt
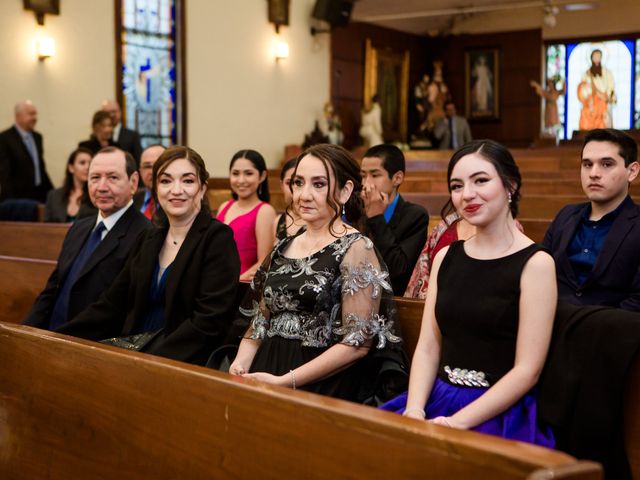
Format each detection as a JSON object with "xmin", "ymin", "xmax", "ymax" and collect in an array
[{"xmin": 444, "ymin": 365, "xmax": 490, "ymax": 387}]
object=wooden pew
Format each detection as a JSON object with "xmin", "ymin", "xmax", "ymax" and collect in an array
[
  {"xmin": 0, "ymin": 255, "xmax": 55, "ymax": 324},
  {"xmin": 0, "ymin": 221, "xmax": 68, "ymax": 260},
  {"xmin": 394, "ymin": 297, "xmax": 639, "ymax": 479},
  {"xmin": 0, "ymin": 322, "xmax": 601, "ymax": 480}
]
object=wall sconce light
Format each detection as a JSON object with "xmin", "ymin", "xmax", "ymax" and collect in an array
[
  {"xmin": 274, "ymin": 38, "xmax": 289, "ymax": 61},
  {"xmin": 36, "ymin": 36, "xmax": 56, "ymax": 61}
]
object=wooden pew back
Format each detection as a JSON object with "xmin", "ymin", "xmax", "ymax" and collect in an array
[
  {"xmin": 0, "ymin": 255, "xmax": 55, "ymax": 324},
  {"xmin": 0, "ymin": 221, "xmax": 68, "ymax": 260},
  {"xmin": 0, "ymin": 323, "xmax": 599, "ymax": 480}
]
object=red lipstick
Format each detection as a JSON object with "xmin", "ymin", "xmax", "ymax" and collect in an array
[{"xmin": 463, "ymin": 204, "xmax": 481, "ymax": 214}]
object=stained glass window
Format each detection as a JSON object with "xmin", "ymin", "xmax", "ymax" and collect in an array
[
  {"xmin": 545, "ymin": 44, "xmax": 566, "ymax": 140},
  {"xmin": 635, "ymin": 39, "xmax": 640, "ymax": 128},
  {"xmin": 117, "ymin": 0, "xmax": 183, "ymax": 147}
]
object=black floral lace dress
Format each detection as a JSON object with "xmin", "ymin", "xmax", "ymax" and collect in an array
[{"xmin": 240, "ymin": 232, "xmax": 405, "ymax": 402}]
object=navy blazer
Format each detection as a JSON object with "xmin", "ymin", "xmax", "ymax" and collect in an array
[
  {"xmin": 57, "ymin": 209, "xmax": 241, "ymax": 365},
  {"xmin": 0, "ymin": 126, "xmax": 52, "ymax": 201},
  {"xmin": 542, "ymin": 197, "xmax": 640, "ymax": 311},
  {"xmin": 365, "ymin": 195, "xmax": 429, "ymax": 295},
  {"xmin": 24, "ymin": 204, "xmax": 151, "ymax": 327}
]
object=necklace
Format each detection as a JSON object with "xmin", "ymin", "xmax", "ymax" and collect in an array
[{"xmin": 167, "ymin": 234, "xmax": 182, "ymax": 246}]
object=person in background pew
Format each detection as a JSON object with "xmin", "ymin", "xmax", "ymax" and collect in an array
[
  {"xmin": 217, "ymin": 149, "xmax": 276, "ymax": 281},
  {"xmin": 0, "ymin": 100, "xmax": 53, "ymax": 203},
  {"xmin": 382, "ymin": 140, "xmax": 557, "ymax": 447},
  {"xmin": 542, "ymin": 128, "xmax": 640, "ymax": 311},
  {"xmin": 101, "ymin": 100, "xmax": 143, "ymax": 165},
  {"xmin": 24, "ymin": 147, "xmax": 150, "ymax": 330},
  {"xmin": 56, "ymin": 146, "xmax": 241, "ymax": 365},
  {"xmin": 230, "ymin": 144, "xmax": 405, "ymax": 403},
  {"xmin": 360, "ymin": 144, "xmax": 429, "ymax": 295},
  {"xmin": 405, "ymin": 212, "xmax": 524, "ymax": 299},
  {"xmin": 78, "ymin": 111, "xmax": 118, "ymax": 155},
  {"xmin": 133, "ymin": 144, "xmax": 166, "ymax": 220},
  {"xmin": 273, "ymin": 157, "xmax": 304, "ymax": 241},
  {"xmin": 44, "ymin": 147, "xmax": 97, "ymax": 222}
]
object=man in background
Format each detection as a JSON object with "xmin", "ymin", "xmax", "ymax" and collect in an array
[
  {"xmin": 433, "ymin": 101, "xmax": 472, "ymax": 150},
  {"xmin": 134, "ymin": 144, "xmax": 166, "ymax": 219},
  {"xmin": 361, "ymin": 144, "xmax": 429, "ymax": 295},
  {"xmin": 0, "ymin": 100, "xmax": 52, "ymax": 202},
  {"xmin": 102, "ymin": 100, "xmax": 143, "ymax": 164}
]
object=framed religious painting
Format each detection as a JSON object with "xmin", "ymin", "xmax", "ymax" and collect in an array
[
  {"xmin": 363, "ymin": 39, "xmax": 410, "ymax": 142},
  {"xmin": 465, "ymin": 48, "xmax": 500, "ymax": 120}
]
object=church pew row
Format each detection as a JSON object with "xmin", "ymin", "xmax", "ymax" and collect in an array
[
  {"xmin": 212, "ymin": 175, "xmax": 640, "ymax": 197},
  {"xmin": 0, "ymin": 254, "xmax": 633, "ymax": 479},
  {"xmin": 207, "ymin": 188, "xmax": 591, "ymax": 220},
  {"xmin": 0, "ymin": 322, "xmax": 602, "ymax": 480},
  {"xmin": 0, "ymin": 255, "xmax": 54, "ymax": 324},
  {"xmin": 0, "ymin": 221, "xmax": 69, "ymax": 260}
]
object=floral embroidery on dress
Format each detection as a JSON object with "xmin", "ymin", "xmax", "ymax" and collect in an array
[
  {"xmin": 240, "ymin": 232, "xmax": 402, "ymax": 350},
  {"xmin": 336, "ymin": 313, "xmax": 402, "ymax": 348},
  {"xmin": 340, "ymin": 261, "xmax": 392, "ymax": 298}
]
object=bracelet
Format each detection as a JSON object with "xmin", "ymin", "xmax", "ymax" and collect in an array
[
  {"xmin": 402, "ymin": 408, "xmax": 426, "ymax": 419},
  {"xmin": 289, "ymin": 369, "xmax": 296, "ymax": 390}
]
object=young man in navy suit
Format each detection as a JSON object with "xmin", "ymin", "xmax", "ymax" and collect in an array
[
  {"xmin": 542, "ymin": 128, "xmax": 640, "ymax": 311},
  {"xmin": 24, "ymin": 147, "xmax": 150, "ymax": 329},
  {"xmin": 360, "ymin": 144, "xmax": 429, "ymax": 295}
]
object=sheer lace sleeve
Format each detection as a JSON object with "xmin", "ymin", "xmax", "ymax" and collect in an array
[{"xmin": 334, "ymin": 236, "xmax": 402, "ymax": 349}]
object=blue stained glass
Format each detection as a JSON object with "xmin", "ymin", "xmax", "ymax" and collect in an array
[
  {"xmin": 121, "ymin": 0, "xmax": 178, "ymax": 147},
  {"xmin": 636, "ymin": 39, "xmax": 640, "ymax": 128}
]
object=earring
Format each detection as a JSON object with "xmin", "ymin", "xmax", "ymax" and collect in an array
[
  {"xmin": 508, "ymin": 191, "xmax": 512, "ymax": 203},
  {"xmin": 342, "ymin": 204, "xmax": 346, "ymax": 216},
  {"xmin": 258, "ymin": 183, "xmax": 263, "ymax": 196}
]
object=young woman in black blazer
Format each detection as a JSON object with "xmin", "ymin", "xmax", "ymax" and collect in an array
[{"xmin": 59, "ymin": 146, "xmax": 241, "ymax": 365}]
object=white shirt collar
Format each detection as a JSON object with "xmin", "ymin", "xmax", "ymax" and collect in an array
[
  {"xmin": 96, "ymin": 200, "xmax": 134, "ymax": 234},
  {"xmin": 14, "ymin": 124, "xmax": 32, "ymax": 138},
  {"xmin": 112, "ymin": 122, "xmax": 122, "ymax": 142}
]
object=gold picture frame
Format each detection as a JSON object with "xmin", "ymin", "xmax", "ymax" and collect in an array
[
  {"xmin": 465, "ymin": 48, "xmax": 500, "ymax": 120},
  {"xmin": 363, "ymin": 38, "xmax": 410, "ymax": 142}
]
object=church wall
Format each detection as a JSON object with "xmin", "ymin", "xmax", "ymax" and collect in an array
[
  {"xmin": 187, "ymin": 0, "xmax": 330, "ymax": 175},
  {"xmin": 0, "ymin": 0, "xmax": 330, "ymax": 185},
  {"xmin": 0, "ymin": 0, "xmax": 115, "ymax": 186}
]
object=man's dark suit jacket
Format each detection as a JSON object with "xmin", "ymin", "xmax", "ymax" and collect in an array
[
  {"xmin": 542, "ymin": 197, "xmax": 640, "ymax": 311},
  {"xmin": 24, "ymin": 205, "xmax": 151, "ymax": 328},
  {"xmin": 365, "ymin": 195, "xmax": 429, "ymax": 295},
  {"xmin": 116, "ymin": 126, "xmax": 142, "ymax": 164},
  {"xmin": 77, "ymin": 137, "xmax": 118, "ymax": 155},
  {"xmin": 57, "ymin": 209, "xmax": 241, "ymax": 366},
  {"xmin": 0, "ymin": 126, "xmax": 52, "ymax": 201}
]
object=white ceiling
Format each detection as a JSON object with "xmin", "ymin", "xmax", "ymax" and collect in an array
[{"xmin": 351, "ymin": 0, "xmax": 601, "ymax": 36}]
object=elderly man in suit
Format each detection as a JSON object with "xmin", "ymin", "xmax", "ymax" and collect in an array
[
  {"xmin": 24, "ymin": 147, "xmax": 150, "ymax": 329},
  {"xmin": 360, "ymin": 144, "xmax": 429, "ymax": 295},
  {"xmin": 433, "ymin": 101, "xmax": 472, "ymax": 150},
  {"xmin": 542, "ymin": 128, "xmax": 640, "ymax": 311},
  {"xmin": 102, "ymin": 100, "xmax": 143, "ymax": 164},
  {"xmin": 133, "ymin": 144, "xmax": 165, "ymax": 219},
  {"xmin": 0, "ymin": 101, "xmax": 53, "ymax": 202}
]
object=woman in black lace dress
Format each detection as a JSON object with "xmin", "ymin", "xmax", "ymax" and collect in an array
[{"xmin": 230, "ymin": 144, "xmax": 404, "ymax": 402}]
